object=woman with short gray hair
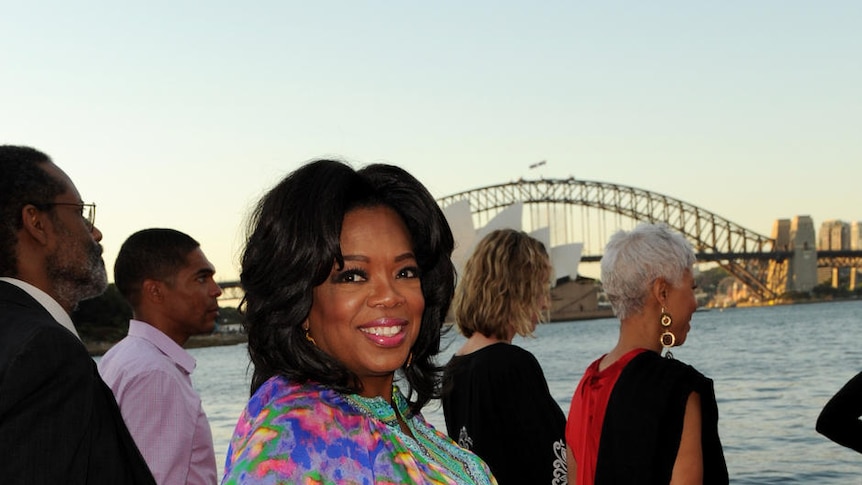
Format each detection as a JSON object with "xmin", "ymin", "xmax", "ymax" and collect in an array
[{"xmin": 565, "ymin": 223, "xmax": 728, "ymax": 484}]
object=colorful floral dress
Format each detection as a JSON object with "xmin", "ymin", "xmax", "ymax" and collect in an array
[{"xmin": 222, "ymin": 376, "xmax": 497, "ymax": 484}]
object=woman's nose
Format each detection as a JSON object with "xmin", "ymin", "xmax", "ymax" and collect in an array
[{"xmin": 368, "ymin": 278, "xmax": 406, "ymax": 307}]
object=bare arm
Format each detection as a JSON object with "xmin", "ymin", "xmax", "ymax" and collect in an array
[
  {"xmin": 566, "ymin": 443, "xmax": 577, "ymax": 484},
  {"xmin": 670, "ymin": 392, "xmax": 704, "ymax": 485}
]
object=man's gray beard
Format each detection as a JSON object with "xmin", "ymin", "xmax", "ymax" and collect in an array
[{"xmin": 47, "ymin": 244, "xmax": 108, "ymax": 310}]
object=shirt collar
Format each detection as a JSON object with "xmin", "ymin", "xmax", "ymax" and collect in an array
[
  {"xmin": 0, "ymin": 277, "xmax": 80, "ymax": 339},
  {"xmin": 127, "ymin": 319, "xmax": 197, "ymax": 374}
]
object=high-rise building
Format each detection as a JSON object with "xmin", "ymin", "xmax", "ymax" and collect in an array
[
  {"xmin": 789, "ymin": 216, "xmax": 817, "ymax": 292},
  {"xmin": 818, "ymin": 220, "xmax": 851, "ymax": 286},
  {"xmin": 851, "ymin": 221, "xmax": 862, "ymax": 250}
]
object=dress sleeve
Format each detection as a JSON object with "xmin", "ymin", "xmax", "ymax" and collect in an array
[{"xmin": 816, "ymin": 371, "xmax": 862, "ymax": 453}]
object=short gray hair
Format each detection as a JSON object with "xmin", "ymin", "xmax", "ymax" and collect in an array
[{"xmin": 600, "ymin": 223, "xmax": 696, "ymax": 320}]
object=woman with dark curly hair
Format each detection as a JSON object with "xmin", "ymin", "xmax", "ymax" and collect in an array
[{"xmin": 222, "ymin": 159, "xmax": 496, "ymax": 484}]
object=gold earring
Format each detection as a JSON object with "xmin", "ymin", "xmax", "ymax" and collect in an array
[
  {"xmin": 404, "ymin": 351, "xmax": 413, "ymax": 369},
  {"xmin": 659, "ymin": 307, "xmax": 675, "ymax": 358},
  {"xmin": 303, "ymin": 322, "xmax": 316, "ymax": 346}
]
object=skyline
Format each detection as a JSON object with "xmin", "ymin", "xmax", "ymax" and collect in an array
[{"xmin": 3, "ymin": 2, "xmax": 860, "ymax": 282}]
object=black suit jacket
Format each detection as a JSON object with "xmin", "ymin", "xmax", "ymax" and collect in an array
[{"xmin": 0, "ymin": 281, "xmax": 155, "ymax": 484}]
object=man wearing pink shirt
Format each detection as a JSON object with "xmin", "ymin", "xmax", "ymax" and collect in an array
[{"xmin": 99, "ymin": 228, "xmax": 222, "ymax": 485}]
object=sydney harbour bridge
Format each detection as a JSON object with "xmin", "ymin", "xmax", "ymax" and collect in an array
[{"xmin": 218, "ymin": 177, "xmax": 862, "ymax": 304}]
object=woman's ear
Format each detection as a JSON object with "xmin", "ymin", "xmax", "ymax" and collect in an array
[{"xmin": 651, "ymin": 277, "xmax": 669, "ymax": 306}]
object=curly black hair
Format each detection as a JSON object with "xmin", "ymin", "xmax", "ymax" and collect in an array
[{"xmin": 240, "ymin": 159, "xmax": 455, "ymax": 413}]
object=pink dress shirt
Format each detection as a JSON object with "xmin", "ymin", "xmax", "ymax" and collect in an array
[{"xmin": 98, "ymin": 320, "xmax": 217, "ymax": 485}]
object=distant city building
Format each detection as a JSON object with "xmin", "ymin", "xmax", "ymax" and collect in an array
[
  {"xmin": 771, "ymin": 219, "xmax": 791, "ymax": 252},
  {"xmin": 768, "ymin": 216, "xmax": 817, "ymax": 294},
  {"xmin": 789, "ymin": 216, "xmax": 817, "ymax": 292},
  {"xmin": 818, "ymin": 219, "xmax": 850, "ymax": 250},
  {"xmin": 851, "ymin": 221, "xmax": 862, "ymax": 250},
  {"xmin": 767, "ymin": 219, "xmax": 791, "ymax": 296},
  {"xmin": 818, "ymin": 219, "xmax": 851, "ymax": 286}
]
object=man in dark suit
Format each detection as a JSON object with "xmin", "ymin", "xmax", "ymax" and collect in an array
[{"xmin": 0, "ymin": 145, "xmax": 155, "ymax": 484}]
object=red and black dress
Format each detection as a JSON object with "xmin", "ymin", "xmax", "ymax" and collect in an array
[{"xmin": 567, "ymin": 349, "xmax": 728, "ymax": 485}]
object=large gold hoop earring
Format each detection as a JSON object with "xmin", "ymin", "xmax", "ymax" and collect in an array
[{"xmin": 659, "ymin": 307, "xmax": 675, "ymax": 359}]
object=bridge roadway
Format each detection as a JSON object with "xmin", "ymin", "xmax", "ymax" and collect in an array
[{"xmin": 215, "ymin": 177, "xmax": 862, "ymax": 303}]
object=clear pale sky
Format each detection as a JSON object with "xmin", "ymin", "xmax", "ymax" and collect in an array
[{"xmin": 3, "ymin": 1, "xmax": 860, "ymax": 282}]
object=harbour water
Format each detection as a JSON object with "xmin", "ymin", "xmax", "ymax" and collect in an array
[{"xmin": 180, "ymin": 300, "xmax": 862, "ymax": 483}]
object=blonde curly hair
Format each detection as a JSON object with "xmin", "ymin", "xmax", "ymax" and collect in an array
[{"xmin": 453, "ymin": 229, "xmax": 552, "ymax": 339}]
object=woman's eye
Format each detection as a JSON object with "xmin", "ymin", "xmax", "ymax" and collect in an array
[
  {"xmin": 335, "ymin": 269, "xmax": 367, "ymax": 283},
  {"xmin": 397, "ymin": 266, "xmax": 420, "ymax": 279}
]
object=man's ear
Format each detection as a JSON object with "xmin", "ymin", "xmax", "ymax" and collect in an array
[
  {"xmin": 141, "ymin": 279, "xmax": 163, "ymax": 303},
  {"xmin": 20, "ymin": 204, "xmax": 50, "ymax": 246}
]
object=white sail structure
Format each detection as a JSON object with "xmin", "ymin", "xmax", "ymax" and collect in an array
[
  {"xmin": 476, "ymin": 202, "xmax": 523, "ymax": 240},
  {"xmin": 551, "ymin": 243, "xmax": 583, "ymax": 283},
  {"xmin": 442, "ymin": 200, "xmax": 583, "ymax": 286},
  {"xmin": 529, "ymin": 226, "xmax": 551, "ymax": 255},
  {"xmin": 442, "ymin": 199, "xmax": 478, "ymax": 279}
]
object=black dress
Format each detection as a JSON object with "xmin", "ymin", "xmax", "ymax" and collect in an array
[
  {"xmin": 442, "ymin": 342, "xmax": 568, "ymax": 484},
  {"xmin": 595, "ymin": 351, "xmax": 728, "ymax": 484}
]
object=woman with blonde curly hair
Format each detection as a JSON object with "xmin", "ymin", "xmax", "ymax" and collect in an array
[{"xmin": 442, "ymin": 228, "xmax": 567, "ymax": 484}]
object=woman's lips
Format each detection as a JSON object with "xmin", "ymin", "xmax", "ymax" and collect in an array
[{"xmin": 359, "ymin": 319, "xmax": 408, "ymax": 347}]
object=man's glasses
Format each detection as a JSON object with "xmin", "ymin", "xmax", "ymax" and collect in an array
[{"xmin": 32, "ymin": 202, "xmax": 97, "ymax": 231}]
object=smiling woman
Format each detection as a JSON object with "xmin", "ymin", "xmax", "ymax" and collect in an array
[
  {"xmin": 221, "ymin": 159, "xmax": 497, "ymax": 484},
  {"xmin": 307, "ymin": 205, "xmax": 425, "ymax": 403}
]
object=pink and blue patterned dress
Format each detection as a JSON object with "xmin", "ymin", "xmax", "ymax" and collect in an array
[{"xmin": 222, "ymin": 376, "xmax": 497, "ymax": 484}]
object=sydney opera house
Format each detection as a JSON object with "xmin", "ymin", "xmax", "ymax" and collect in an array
[{"xmin": 442, "ymin": 200, "xmax": 611, "ymax": 322}]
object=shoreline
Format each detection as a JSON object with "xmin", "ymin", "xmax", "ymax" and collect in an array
[
  {"xmin": 87, "ymin": 333, "xmax": 248, "ymax": 357},
  {"xmin": 87, "ymin": 297, "xmax": 859, "ymax": 356}
]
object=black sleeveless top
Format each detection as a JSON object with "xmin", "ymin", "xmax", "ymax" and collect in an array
[
  {"xmin": 442, "ymin": 343, "xmax": 568, "ymax": 484},
  {"xmin": 595, "ymin": 351, "xmax": 728, "ymax": 484}
]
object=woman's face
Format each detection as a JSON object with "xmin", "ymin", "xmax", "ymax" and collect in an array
[
  {"xmin": 307, "ymin": 205, "xmax": 425, "ymax": 395},
  {"xmin": 667, "ymin": 268, "xmax": 698, "ymax": 346}
]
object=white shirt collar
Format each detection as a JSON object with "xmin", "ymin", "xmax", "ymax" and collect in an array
[{"xmin": 0, "ymin": 277, "xmax": 80, "ymax": 340}]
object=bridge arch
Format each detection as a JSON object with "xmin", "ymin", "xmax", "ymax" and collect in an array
[
  {"xmin": 216, "ymin": 179, "xmax": 860, "ymax": 307},
  {"xmin": 437, "ymin": 178, "xmax": 785, "ymax": 301}
]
